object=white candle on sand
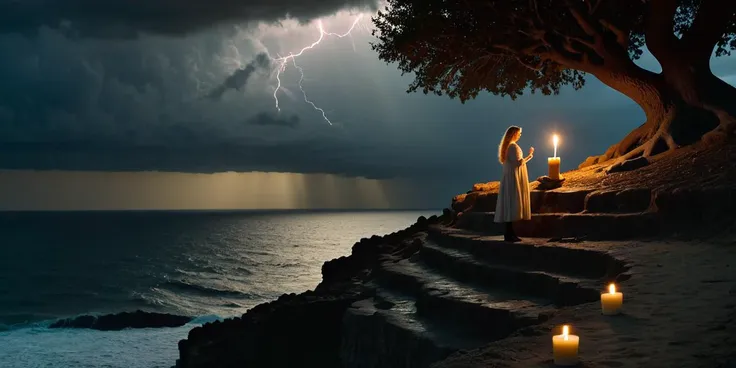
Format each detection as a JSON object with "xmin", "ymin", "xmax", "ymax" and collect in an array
[
  {"xmin": 552, "ymin": 325, "xmax": 579, "ymax": 366},
  {"xmin": 548, "ymin": 134, "xmax": 561, "ymax": 180},
  {"xmin": 601, "ymin": 283, "xmax": 624, "ymax": 315}
]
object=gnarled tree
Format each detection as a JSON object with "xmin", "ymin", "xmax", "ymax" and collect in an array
[{"xmin": 371, "ymin": 0, "xmax": 736, "ymax": 166}]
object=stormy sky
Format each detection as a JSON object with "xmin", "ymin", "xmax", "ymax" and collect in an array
[{"xmin": 0, "ymin": 1, "xmax": 734, "ymax": 210}]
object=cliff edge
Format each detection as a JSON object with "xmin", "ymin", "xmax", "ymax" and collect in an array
[{"xmin": 176, "ymin": 141, "xmax": 736, "ymax": 368}]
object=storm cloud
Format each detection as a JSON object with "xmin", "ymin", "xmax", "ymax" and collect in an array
[
  {"xmin": 248, "ymin": 112, "xmax": 300, "ymax": 128},
  {"xmin": 0, "ymin": 5, "xmax": 733, "ymax": 198},
  {"xmin": 207, "ymin": 53, "xmax": 271, "ymax": 99},
  {"xmin": 0, "ymin": 0, "xmax": 379, "ymax": 38},
  {"xmin": 0, "ymin": 140, "xmax": 440, "ymax": 180}
]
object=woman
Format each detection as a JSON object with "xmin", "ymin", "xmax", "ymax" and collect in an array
[{"xmin": 494, "ymin": 126, "xmax": 534, "ymax": 242}]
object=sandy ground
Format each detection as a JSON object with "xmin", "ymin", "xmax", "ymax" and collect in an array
[{"xmin": 434, "ymin": 233, "xmax": 736, "ymax": 368}]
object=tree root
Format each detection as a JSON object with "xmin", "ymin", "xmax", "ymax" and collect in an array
[
  {"xmin": 599, "ymin": 126, "xmax": 678, "ymax": 173},
  {"xmin": 608, "ymin": 111, "xmax": 734, "ymax": 172},
  {"xmin": 583, "ymin": 104, "xmax": 734, "ymax": 171},
  {"xmin": 702, "ymin": 109, "xmax": 736, "ymax": 145},
  {"xmin": 617, "ymin": 128, "xmax": 679, "ymax": 162}
]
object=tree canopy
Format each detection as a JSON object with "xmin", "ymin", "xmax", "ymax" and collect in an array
[{"xmin": 371, "ymin": 0, "xmax": 735, "ymax": 103}]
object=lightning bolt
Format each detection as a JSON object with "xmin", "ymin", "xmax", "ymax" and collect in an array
[
  {"xmin": 292, "ymin": 57, "xmax": 331, "ymax": 125},
  {"xmin": 271, "ymin": 15, "xmax": 364, "ymax": 125}
]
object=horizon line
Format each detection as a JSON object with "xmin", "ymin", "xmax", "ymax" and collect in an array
[{"xmin": 0, "ymin": 208, "xmax": 443, "ymax": 214}]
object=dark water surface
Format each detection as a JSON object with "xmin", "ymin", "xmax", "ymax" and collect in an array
[{"xmin": 0, "ymin": 209, "xmax": 435, "ymax": 367}]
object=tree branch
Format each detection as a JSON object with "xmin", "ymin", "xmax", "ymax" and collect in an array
[
  {"xmin": 566, "ymin": 34, "xmax": 598, "ymax": 51},
  {"xmin": 564, "ymin": 0, "xmax": 610, "ymax": 59},
  {"xmin": 485, "ymin": 0, "xmax": 608, "ymax": 73},
  {"xmin": 599, "ymin": 19, "xmax": 629, "ymax": 49},
  {"xmin": 644, "ymin": 0, "xmax": 680, "ymax": 60},
  {"xmin": 586, "ymin": 0, "xmax": 602, "ymax": 15},
  {"xmin": 529, "ymin": 0, "xmax": 545, "ymax": 29},
  {"xmin": 531, "ymin": 36, "xmax": 596, "ymax": 72},
  {"xmin": 515, "ymin": 56, "xmax": 545, "ymax": 71},
  {"xmin": 569, "ymin": 6, "xmax": 600, "ymax": 38}
]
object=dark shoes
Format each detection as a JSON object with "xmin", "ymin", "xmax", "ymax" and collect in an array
[{"xmin": 504, "ymin": 223, "xmax": 521, "ymax": 242}]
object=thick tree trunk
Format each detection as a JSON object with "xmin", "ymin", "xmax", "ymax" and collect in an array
[
  {"xmin": 646, "ymin": 0, "xmax": 736, "ymax": 143},
  {"xmin": 588, "ymin": 62, "xmax": 699, "ymax": 163},
  {"xmin": 660, "ymin": 61, "xmax": 736, "ymax": 144},
  {"xmin": 577, "ymin": 0, "xmax": 736, "ymax": 168}
]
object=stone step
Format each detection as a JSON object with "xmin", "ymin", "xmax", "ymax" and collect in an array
[
  {"xmin": 454, "ymin": 189, "xmax": 592, "ymax": 214},
  {"xmin": 428, "ymin": 225, "xmax": 628, "ymax": 280},
  {"xmin": 531, "ymin": 190, "xmax": 593, "ymax": 213},
  {"xmin": 374, "ymin": 255, "xmax": 554, "ymax": 341},
  {"xmin": 340, "ymin": 291, "xmax": 487, "ymax": 368},
  {"xmin": 453, "ymin": 187, "xmax": 652, "ymax": 214},
  {"xmin": 418, "ymin": 240, "xmax": 600, "ymax": 306},
  {"xmin": 455, "ymin": 211, "xmax": 660, "ymax": 239},
  {"xmin": 584, "ymin": 188, "xmax": 652, "ymax": 213}
]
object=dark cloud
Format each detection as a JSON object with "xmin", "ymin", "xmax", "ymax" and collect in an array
[
  {"xmin": 0, "ymin": 0, "xmax": 378, "ymax": 38},
  {"xmin": 0, "ymin": 16, "xmax": 732, "ymax": 188},
  {"xmin": 248, "ymin": 112, "xmax": 300, "ymax": 128},
  {"xmin": 0, "ymin": 141, "xmax": 442, "ymax": 180},
  {"xmin": 207, "ymin": 53, "xmax": 271, "ymax": 100}
]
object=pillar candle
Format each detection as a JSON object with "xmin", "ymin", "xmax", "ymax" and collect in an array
[
  {"xmin": 548, "ymin": 157, "xmax": 561, "ymax": 180},
  {"xmin": 601, "ymin": 283, "xmax": 623, "ymax": 315},
  {"xmin": 552, "ymin": 325, "xmax": 579, "ymax": 366}
]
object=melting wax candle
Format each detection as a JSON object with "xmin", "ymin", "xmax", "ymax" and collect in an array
[
  {"xmin": 548, "ymin": 157, "xmax": 561, "ymax": 180},
  {"xmin": 601, "ymin": 283, "xmax": 624, "ymax": 315},
  {"xmin": 552, "ymin": 325, "xmax": 579, "ymax": 366},
  {"xmin": 548, "ymin": 134, "xmax": 561, "ymax": 180}
]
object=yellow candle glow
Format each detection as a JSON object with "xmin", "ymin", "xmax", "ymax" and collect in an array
[
  {"xmin": 548, "ymin": 157, "xmax": 561, "ymax": 180},
  {"xmin": 548, "ymin": 134, "xmax": 561, "ymax": 180},
  {"xmin": 552, "ymin": 325, "xmax": 579, "ymax": 366},
  {"xmin": 601, "ymin": 283, "xmax": 624, "ymax": 315}
]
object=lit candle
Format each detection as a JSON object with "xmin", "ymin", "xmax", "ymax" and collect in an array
[
  {"xmin": 601, "ymin": 283, "xmax": 624, "ymax": 315},
  {"xmin": 548, "ymin": 134, "xmax": 561, "ymax": 180},
  {"xmin": 552, "ymin": 325, "xmax": 579, "ymax": 366}
]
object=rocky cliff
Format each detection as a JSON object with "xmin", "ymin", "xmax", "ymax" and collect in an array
[
  {"xmin": 176, "ymin": 141, "xmax": 736, "ymax": 368},
  {"xmin": 175, "ymin": 217, "xmax": 437, "ymax": 367},
  {"xmin": 175, "ymin": 212, "xmax": 632, "ymax": 368}
]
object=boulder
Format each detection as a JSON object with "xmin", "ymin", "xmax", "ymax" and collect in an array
[
  {"xmin": 49, "ymin": 310, "xmax": 192, "ymax": 331},
  {"xmin": 471, "ymin": 182, "xmax": 499, "ymax": 192}
]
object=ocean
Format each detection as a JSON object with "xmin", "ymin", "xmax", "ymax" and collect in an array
[{"xmin": 0, "ymin": 210, "xmax": 436, "ymax": 368}]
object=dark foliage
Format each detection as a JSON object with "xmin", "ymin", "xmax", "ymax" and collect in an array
[{"xmin": 371, "ymin": 0, "xmax": 735, "ymax": 102}]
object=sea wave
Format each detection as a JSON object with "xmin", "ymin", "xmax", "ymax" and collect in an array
[
  {"xmin": 129, "ymin": 290, "xmax": 168, "ymax": 308},
  {"xmin": 163, "ymin": 280, "xmax": 252, "ymax": 298},
  {"xmin": 221, "ymin": 301, "xmax": 244, "ymax": 308},
  {"xmin": 0, "ymin": 318, "xmax": 53, "ymax": 331},
  {"xmin": 234, "ymin": 266, "xmax": 253, "ymax": 275},
  {"xmin": 0, "ymin": 312, "xmax": 224, "ymax": 332}
]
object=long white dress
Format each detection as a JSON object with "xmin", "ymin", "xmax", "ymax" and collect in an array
[{"xmin": 494, "ymin": 142, "xmax": 532, "ymax": 223}]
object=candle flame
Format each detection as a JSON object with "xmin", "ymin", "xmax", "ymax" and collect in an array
[
  {"xmin": 609, "ymin": 283, "xmax": 616, "ymax": 294},
  {"xmin": 552, "ymin": 134, "xmax": 559, "ymax": 158},
  {"xmin": 562, "ymin": 325, "xmax": 569, "ymax": 340}
]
